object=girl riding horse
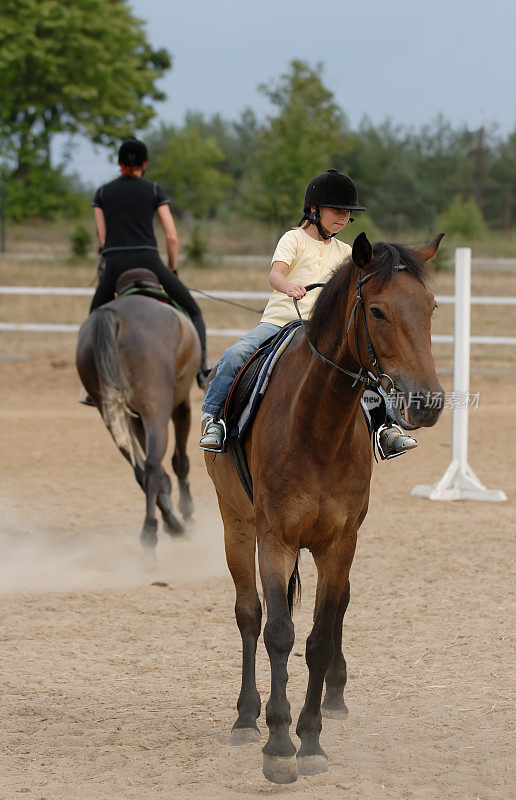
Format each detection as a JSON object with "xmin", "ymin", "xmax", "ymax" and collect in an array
[{"xmin": 199, "ymin": 169, "xmax": 417, "ymax": 458}]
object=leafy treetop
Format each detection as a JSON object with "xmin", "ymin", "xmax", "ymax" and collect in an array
[{"xmin": 0, "ymin": 0, "xmax": 171, "ymax": 175}]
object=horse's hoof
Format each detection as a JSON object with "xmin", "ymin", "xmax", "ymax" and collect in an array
[
  {"xmin": 230, "ymin": 726, "xmax": 260, "ymax": 746},
  {"xmin": 178, "ymin": 481, "xmax": 194, "ymax": 519},
  {"xmin": 163, "ymin": 513, "xmax": 185, "ymax": 536},
  {"xmin": 262, "ymin": 754, "xmax": 298, "ymax": 784},
  {"xmin": 181, "ymin": 507, "xmax": 194, "ymax": 521},
  {"xmin": 179, "ymin": 498, "xmax": 194, "ymax": 520},
  {"xmin": 297, "ymin": 753, "xmax": 328, "ymax": 776},
  {"xmin": 140, "ymin": 519, "xmax": 158, "ymax": 553},
  {"xmin": 321, "ymin": 702, "xmax": 349, "ymax": 719}
]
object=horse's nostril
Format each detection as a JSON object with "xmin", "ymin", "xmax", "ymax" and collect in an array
[
  {"xmin": 404, "ymin": 387, "xmax": 445, "ymax": 426},
  {"xmin": 433, "ymin": 390, "xmax": 445, "ymax": 413}
]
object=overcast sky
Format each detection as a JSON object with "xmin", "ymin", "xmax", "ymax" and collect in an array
[{"xmin": 65, "ymin": 0, "xmax": 515, "ymax": 186}]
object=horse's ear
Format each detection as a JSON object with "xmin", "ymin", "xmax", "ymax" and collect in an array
[
  {"xmin": 352, "ymin": 232, "xmax": 373, "ymax": 270},
  {"xmin": 416, "ymin": 233, "xmax": 445, "ymax": 262}
]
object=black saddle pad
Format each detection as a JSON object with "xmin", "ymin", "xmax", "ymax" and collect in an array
[{"xmin": 223, "ymin": 321, "xmax": 302, "ymax": 439}]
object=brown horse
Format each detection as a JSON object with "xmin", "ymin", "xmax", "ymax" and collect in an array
[
  {"xmin": 76, "ymin": 294, "xmax": 201, "ymax": 553},
  {"xmin": 205, "ymin": 232, "xmax": 445, "ymax": 784}
]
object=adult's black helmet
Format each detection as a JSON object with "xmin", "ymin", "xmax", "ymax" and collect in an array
[
  {"xmin": 303, "ymin": 168, "xmax": 366, "ymax": 213},
  {"xmin": 118, "ymin": 138, "xmax": 148, "ymax": 167}
]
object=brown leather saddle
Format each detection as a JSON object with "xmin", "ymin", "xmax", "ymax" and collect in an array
[{"xmin": 115, "ymin": 268, "xmax": 172, "ymax": 306}]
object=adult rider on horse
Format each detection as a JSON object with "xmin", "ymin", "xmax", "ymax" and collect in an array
[{"xmin": 88, "ymin": 137, "xmax": 210, "ymax": 389}]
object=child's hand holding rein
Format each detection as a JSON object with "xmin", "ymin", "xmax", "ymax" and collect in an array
[
  {"xmin": 269, "ymin": 260, "xmax": 307, "ymax": 300},
  {"xmin": 286, "ymin": 284, "xmax": 307, "ymax": 300}
]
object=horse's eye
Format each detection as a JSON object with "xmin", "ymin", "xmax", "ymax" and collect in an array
[{"xmin": 370, "ymin": 307, "xmax": 386, "ymax": 320}]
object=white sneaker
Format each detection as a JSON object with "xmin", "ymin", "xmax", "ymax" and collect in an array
[
  {"xmin": 199, "ymin": 414, "xmax": 225, "ymax": 452},
  {"xmin": 377, "ymin": 423, "xmax": 418, "ymax": 460}
]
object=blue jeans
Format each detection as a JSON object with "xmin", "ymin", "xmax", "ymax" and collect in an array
[{"xmin": 202, "ymin": 322, "xmax": 281, "ymax": 416}]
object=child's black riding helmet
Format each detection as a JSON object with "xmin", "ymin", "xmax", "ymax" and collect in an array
[{"xmin": 303, "ymin": 169, "xmax": 366, "ymax": 214}]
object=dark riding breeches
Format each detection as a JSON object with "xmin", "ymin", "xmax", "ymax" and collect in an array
[{"xmin": 89, "ymin": 250, "xmax": 207, "ymax": 361}]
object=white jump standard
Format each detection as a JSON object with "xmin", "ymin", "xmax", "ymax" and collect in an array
[{"xmin": 412, "ymin": 248, "xmax": 507, "ymax": 502}]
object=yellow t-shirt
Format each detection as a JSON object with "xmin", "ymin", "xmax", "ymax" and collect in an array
[{"xmin": 261, "ymin": 227, "xmax": 352, "ymax": 326}]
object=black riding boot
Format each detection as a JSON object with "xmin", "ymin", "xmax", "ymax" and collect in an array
[{"xmin": 190, "ymin": 312, "xmax": 210, "ymax": 389}]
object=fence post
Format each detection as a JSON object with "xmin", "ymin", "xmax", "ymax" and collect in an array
[{"xmin": 411, "ymin": 247, "xmax": 507, "ymax": 502}]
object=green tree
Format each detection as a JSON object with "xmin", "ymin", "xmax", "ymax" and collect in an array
[
  {"xmin": 414, "ymin": 118, "xmax": 486, "ymax": 225},
  {"xmin": 248, "ymin": 60, "xmax": 350, "ymax": 228},
  {"xmin": 435, "ymin": 195, "xmax": 486, "ymax": 240},
  {"xmin": 148, "ymin": 118, "xmax": 232, "ymax": 219},
  {"xmin": 341, "ymin": 116, "xmax": 488, "ymax": 233},
  {"xmin": 486, "ymin": 127, "xmax": 516, "ymax": 230},
  {"xmin": 0, "ymin": 0, "xmax": 170, "ymax": 179},
  {"xmin": 341, "ymin": 118, "xmax": 422, "ymax": 232},
  {"xmin": 180, "ymin": 109, "xmax": 261, "ymax": 185},
  {"xmin": 0, "ymin": 162, "xmax": 86, "ymax": 220},
  {"xmin": 147, "ymin": 109, "xmax": 260, "ymax": 216}
]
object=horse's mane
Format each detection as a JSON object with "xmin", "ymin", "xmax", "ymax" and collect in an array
[{"xmin": 307, "ymin": 241, "xmax": 430, "ymax": 343}]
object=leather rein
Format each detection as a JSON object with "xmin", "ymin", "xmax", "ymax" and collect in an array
[{"xmin": 293, "ymin": 268, "xmax": 406, "ymax": 393}]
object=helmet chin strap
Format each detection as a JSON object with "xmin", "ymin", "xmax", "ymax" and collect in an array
[
  {"xmin": 309, "ymin": 206, "xmax": 333, "ymax": 240},
  {"xmin": 307, "ymin": 206, "xmax": 355, "ymax": 239}
]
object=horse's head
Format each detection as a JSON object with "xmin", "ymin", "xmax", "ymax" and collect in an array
[{"xmin": 350, "ymin": 232, "xmax": 445, "ymax": 429}]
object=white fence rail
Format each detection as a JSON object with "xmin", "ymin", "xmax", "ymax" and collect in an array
[
  {"xmin": 1, "ymin": 287, "xmax": 515, "ymax": 343},
  {"xmin": 1, "ymin": 323, "xmax": 515, "ymax": 345},
  {"xmin": 1, "ymin": 285, "xmax": 516, "ymax": 304},
  {"xmin": 0, "ymin": 323, "xmax": 255, "ymax": 337}
]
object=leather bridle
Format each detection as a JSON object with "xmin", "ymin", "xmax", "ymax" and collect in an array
[{"xmin": 293, "ymin": 267, "xmax": 408, "ymax": 394}]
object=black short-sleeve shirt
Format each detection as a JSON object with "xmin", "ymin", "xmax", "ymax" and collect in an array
[{"xmin": 93, "ymin": 176, "xmax": 170, "ymax": 253}]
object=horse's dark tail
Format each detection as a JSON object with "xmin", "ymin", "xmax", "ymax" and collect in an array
[
  {"xmin": 91, "ymin": 308, "xmax": 135, "ymax": 465},
  {"xmin": 287, "ymin": 552, "xmax": 301, "ymax": 616}
]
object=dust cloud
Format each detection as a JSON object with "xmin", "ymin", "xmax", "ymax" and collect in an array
[{"xmin": 0, "ymin": 501, "xmax": 228, "ymax": 596}]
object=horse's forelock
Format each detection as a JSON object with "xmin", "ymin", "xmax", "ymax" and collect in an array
[
  {"xmin": 366, "ymin": 241, "xmax": 429, "ymax": 288},
  {"xmin": 307, "ymin": 241, "xmax": 429, "ymax": 343}
]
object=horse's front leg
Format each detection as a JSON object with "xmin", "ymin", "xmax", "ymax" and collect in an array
[
  {"xmin": 296, "ymin": 544, "xmax": 356, "ymax": 776},
  {"xmin": 258, "ymin": 535, "xmax": 298, "ymax": 784},
  {"xmin": 322, "ymin": 578, "xmax": 350, "ymax": 718}
]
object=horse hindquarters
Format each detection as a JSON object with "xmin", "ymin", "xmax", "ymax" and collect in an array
[{"xmin": 90, "ymin": 308, "xmax": 182, "ymax": 550}]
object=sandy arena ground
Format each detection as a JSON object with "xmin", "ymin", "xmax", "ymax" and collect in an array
[{"xmin": 0, "ymin": 277, "xmax": 515, "ymax": 798}]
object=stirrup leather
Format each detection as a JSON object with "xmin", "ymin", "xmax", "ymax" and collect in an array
[
  {"xmin": 376, "ymin": 422, "xmax": 417, "ymax": 461},
  {"xmin": 199, "ymin": 418, "xmax": 226, "ymax": 453}
]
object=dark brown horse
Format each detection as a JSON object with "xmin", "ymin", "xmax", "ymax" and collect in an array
[
  {"xmin": 76, "ymin": 294, "xmax": 201, "ymax": 553},
  {"xmin": 205, "ymin": 232, "xmax": 445, "ymax": 784}
]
